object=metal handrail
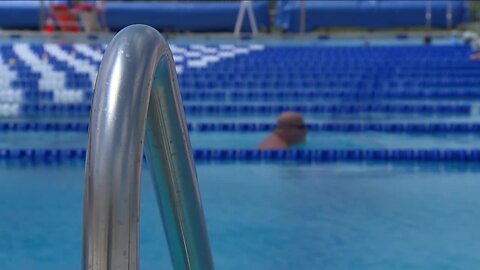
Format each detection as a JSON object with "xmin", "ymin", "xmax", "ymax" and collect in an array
[{"xmin": 82, "ymin": 24, "xmax": 215, "ymax": 270}]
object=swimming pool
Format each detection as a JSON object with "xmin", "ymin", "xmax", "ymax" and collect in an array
[{"xmin": 1, "ymin": 35, "xmax": 480, "ymax": 269}]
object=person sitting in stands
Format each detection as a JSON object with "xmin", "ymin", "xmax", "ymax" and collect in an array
[{"xmin": 258, "ymin": 111, "xmax": 308, "ymax": 150}]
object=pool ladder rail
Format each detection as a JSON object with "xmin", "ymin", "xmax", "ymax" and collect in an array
[{"xmin": 82, "ymin": 25, "xmax": 215, "ymax": 270}]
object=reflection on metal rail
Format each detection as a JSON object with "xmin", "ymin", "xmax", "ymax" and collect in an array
[{"xmin": 82, "ymin": 24, "xmax": 214, "ymax": 270}]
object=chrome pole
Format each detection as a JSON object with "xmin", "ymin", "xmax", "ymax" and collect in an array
[{"xmin": 83, "ymin": 24, "xmax": 214, "ymax": 270}]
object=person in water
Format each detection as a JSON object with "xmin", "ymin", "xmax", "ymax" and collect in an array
[{"xmin": 258, "ymin": 111, "xmax": 308, "ymax": 150}]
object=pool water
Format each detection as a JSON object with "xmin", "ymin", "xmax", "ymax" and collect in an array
[
  {"xmin": 1, "ymin": 162, "xmax": 480, "ymax": 270},
  {"xmin": 0, "ymin": 130, "xmax": 478, "ymax": 150}
]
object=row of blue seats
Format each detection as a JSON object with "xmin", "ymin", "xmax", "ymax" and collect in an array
[
  {"xmin": 13, "ymin": 71, "xmax": 480, "ymax": 79},
  {"xmin": 182, "ymin": 104, "xmax": 470, "ymax": 115},
  {"xmin": 7, "ymin": 64, "xmax": 88, "ymax": 77},
  {"xmin": 189, "ymin": 65, "xmax": 480, "ymax": 70},
  {"xmin": 238, "ymin": 53, "xmax": 469, "ymax": 57},
  {"xmin": 12, "ymin": 82, "xmax": 480, "ymax": 93},
  {"xmin": 3, "ymin": 121, "xmax": 480, "ymax": 133},
  {"xmin": 0, "ymin": 44, "xmax": 465, "ymax": 49},
  {"xmin": 11, "ymin": 76, "xmax": 480, "ymax": 87},
  {"xmin": 234, "ymin": 54, "xmax": 471, "ymax": 59},
  {"xmin": 1, "ymin": 56, "xmax": 100, "ymax": 69},
  {"xmin": 245, "ymin": 53, "xmax": 470, "ymax": 58},
  {"xmin": 1, "ymin": 52, "xmax": 96, "ymax": 85},
  {"xmin": 36, "ymin": 46, "xmax": 101, "ymax": 66},
  {"xmin": 16, "ymin": 104, "xmax": 471, "ymax": 116},
  {"xmin": 10, "ymin": 74, "xmax": 480, "ymax": 83},
  {"xmin": 223, "ymin": 51, "xmax": 470, "ymax": 55},
  {"xmin": 4, "ymin": 53, "xmax": 472, "ymax": 63},
  {"xmin": 212, "ymin": 55, "xmax": 472, "ymax": 60},
  {"xmin": 179, "ymin": 74, "xmax": 480, "ymax": 80},
  {"xmin": 260, "ymin": 45, "xmax": 469, "ymax": 50},
  {"xmin": 184, "ymin": 70, "xmax": 480, "ymax": 75},
  {"xmin": 192, "ymin": 72, "xmax": 480, "ymax": 79},
  {"xmin": 7, "ymin": 60, "xmax": 475, "ymax": 69},
  {"xmin": 10, "ymin": 67, "xmax": 480, "ymax": 78},
  {"xmin": 8, "ymin": 66, "xmax": 480, "ymax": 75},
  {"xmin": 191, "ymin": 67, "xmax": 480, "ymax": 74},
  {"xmin": 212, "ymin": 51, "xmax": 471, "ymax": 57},
  {"xmin": 182, "ymin": 71, "xmax": 480, "ymax": 77},
  {"xmin": 0, "ymin": 148, "xmax": 479, "ymax": 162},
  {"xmin": 22, "ymin": 89, "xmax": 480, "ymax": 103},
  {"xmin": 6, "ymin": 59, "xmax": 474, "ymax": 68},
  {"xmin": 250, "ymin": 54, "xmax": 471, "ymax": 58},
  {"xmin": 224, "ymin": 90, "xmax": 480, "ymax": 100},
  {"xmin": 11, "ymin": 81, "xmax": 92, "ymax": 89},
  {"xmin": 179, "ymin": 81, "xmax": 480, "ymax": 89},
  {"xmin": 8, "ymin": 81, "xmax": 480, "ymax": 91},
  {"xmin": 212, "ymin": 65, "xmax": 474, "ymax": 71},
  {"xmin": 12, "ymin": 80, "xmax": 480, "ymax": 88},
  {"xmin": 181, "ymin": 91, "xmax": 480, "ymax": 101},
  {"xmin": 0, "ymin": 44, "xmax": 101, "ymax": 50},
  {"xmin": 3, "ymin": 60, "xmax": 476, "ymax": 71},
  {"xmin": 14, "ymin": 46, "xmax": 462, "ymax": 53},
  {"xmin": 214, "ymin": 52, "xmax": 470, "ymax": 56},
  {"xmin": 20, "ymin": 104, "xmax": 92, "ymax": 115},
  {"xmin": 209, "ymin": 55, "xmax": 474, "ymax": 61},
  {"xmin": 12, "ymin": 79, "xmax": 480, "ymax": 86},
  {"xmin": 24, "ymin": 54, "xmax": 473, "ymax": 62},
  {"xmin": 188, "ymin": 70, "xmax": 480, "ymax": 76},
  {"xmin": 207, "ymin": 59, "xmax": 476, "ymax": 66},
  {"xmin": 178, "ymin": 77, "xmax": 480, "ymax": 83}
]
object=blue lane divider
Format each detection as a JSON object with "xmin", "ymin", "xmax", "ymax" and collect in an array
[
  {"xmin": 17, "ymin": 104, "xmax": 471, "ymax": 116},
  {"xmin": 193, "ymin": 122, "xmax": 480, "ymax": 132},
  {"xmin": 2, "ymin": 122, "xmax": 480, "ymax": 133},
  {"xmin": 0, "ymin": 122, "xmax": 89, "ymax": 132},
  {"xmin": 1, "ymin": 148, "xmax": 480, "ymax": 162},
  {"xmin": 192, "ymin": 149, "xmax": 480, "ymax": 162}
]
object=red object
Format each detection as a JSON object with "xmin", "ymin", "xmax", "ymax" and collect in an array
[
  {"xmin": 50, "ymin": 4, "xmax": 81, "ymax": 32},
  {"xmin": 45, "ymin": 16, "xmax": 55, "ymax": 33},
  {"xmin": 71, "ymin": 3, "xmax": 95, "ymax": 12}
]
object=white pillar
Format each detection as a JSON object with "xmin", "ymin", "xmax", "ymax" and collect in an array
[{"xmin": 234, "ymin": 0, "xmax": 259, "ymax": 38}]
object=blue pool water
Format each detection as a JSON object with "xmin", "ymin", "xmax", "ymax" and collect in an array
[
  {"xmin": 0, "ymin": 35, "xmax": 480, "ymax": 269},
  {"xmin": 1, "ymin": 130, "xmax": 480, "ymax": 150},
  {"xmin": 2, "ymin": 162, "xmax": 480, "ymax": 269}
]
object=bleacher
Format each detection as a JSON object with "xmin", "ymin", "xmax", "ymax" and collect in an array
[{"xmin": 0, "ymin": 42, "xmax": 477, "ymax": 118}]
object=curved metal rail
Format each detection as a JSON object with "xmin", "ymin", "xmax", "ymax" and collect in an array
[{"xmin": 82, "ymin": 24, "xmax": 214, "ymax": 270}]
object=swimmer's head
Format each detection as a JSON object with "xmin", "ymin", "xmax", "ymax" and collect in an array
[{"xmin": 274, "ymin": 111, "xmax": 307, "ymax": 146}]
